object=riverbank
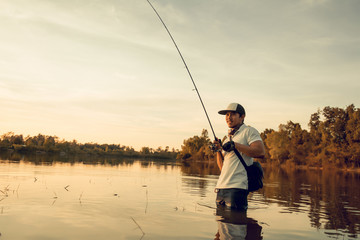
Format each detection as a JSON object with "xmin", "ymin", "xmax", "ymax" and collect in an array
[
  {"xmin": 261, "ymin": 161, "xmax": 360, "ymax": 173},
  {"xmin": 0, "ymin": 132, "xmax": 179, "ymax": 161},
  {"xmin": 0, "ymin": 149, "xmax": 177, "ymax": 164}
]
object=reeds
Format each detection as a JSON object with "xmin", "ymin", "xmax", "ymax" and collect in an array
[{"xmin": 131, "ymin": 217, "xmax": 145, "ymax": 239}]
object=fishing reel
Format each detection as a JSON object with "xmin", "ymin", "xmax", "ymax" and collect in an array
[
  {"xmin": 209, "ymin": 139, "xmax": 222, "ymax": 153},
  {"xmin": 209, "ymin": 143, "xmax": 218, "ymax": 152}
]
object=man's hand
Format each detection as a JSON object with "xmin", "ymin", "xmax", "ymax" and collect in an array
[{"xmin": 222, "ymin": 141, "xmax": 235, "ymax": 152}]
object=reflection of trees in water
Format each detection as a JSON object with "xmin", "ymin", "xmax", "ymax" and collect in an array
[
  {"xmin": 0, "ymin": 151, "xmax": 177, "ymax": 168},
  {"xmin": 2, "ymin": 151, "xmax": 358, "ymax": 238},
  {"xmin": 181, "ymin": 178, "xmax": 209, "ymax": 198},
  {"xmin": 262, "ymin": 166, "xmax": 360, "ymax": 238},
  {"xmin": 180, "ymin": 160, "xmax": 220, "ymax": 176},
  {"xmin": 180, "ymin": 161, "xmax": 220, "ymax": 197},
  {"xmin": 179, "ymin": 163, "xmax": 360, "ymax": 238}
]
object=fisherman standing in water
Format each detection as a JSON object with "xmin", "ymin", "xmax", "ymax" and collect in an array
[
  {"xmin": 213, "ymin": 103, "xmax": 265, "ymax": 211},
  {"xmin": 147, "ymin": 0, "xmax": 265, "ymax": 211}
]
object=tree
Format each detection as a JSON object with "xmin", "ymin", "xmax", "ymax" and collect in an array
[
  {"xmin": 140, "ymin": 147, "xmax": 151, "ymax": 155},
  {"xmin": 44, "ymin": 136, "xmax": 57, "ymax": 152},
  {"xmin": 260, "ymin": 128, "xmax": 274, "ymax": 160},
  {"xmin": 177, "ymin": 129, "xmax": 213, "ymax": 161},
  {"xmin": 263, "ymin": 105, "xmax": 360, "ymax": 168},
  {"xmin": 265, "ymin": 126, "xmax": 290, "ymax": 163},
  {"xmin": 344, "ymin": 104, "xmax": 360, "ymax": 167}
]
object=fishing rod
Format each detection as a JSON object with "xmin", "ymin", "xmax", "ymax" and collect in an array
[{"xmin": 146, "ymin": 0, "xmax": 218, "ymax": 141}]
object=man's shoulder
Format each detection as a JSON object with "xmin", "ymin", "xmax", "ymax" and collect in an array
[
  {"xmin": 241, "ymin": 124, "xmax": 260, "ymax": 134},
  {"xmin": 239, "ymin": 124, "xmax": 262, "ymax": 142}
]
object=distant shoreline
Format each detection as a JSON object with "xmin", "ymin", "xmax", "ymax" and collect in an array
[
  {"xmin": 0, "ymin": 132, "xmax": 179, "ymax": 161},
  {"xmin": 0, "ymin": 148, "xmax": 177, "ymax": 161}
]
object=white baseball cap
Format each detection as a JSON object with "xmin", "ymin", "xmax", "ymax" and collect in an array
[{"xmin": 218, "ymin": 103, "xmax": 246, "ymax": 116}]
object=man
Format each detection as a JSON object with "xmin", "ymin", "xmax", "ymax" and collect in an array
[{"xmin": 214, "ymin": 103, "xmax": 265, "ymax": 211}]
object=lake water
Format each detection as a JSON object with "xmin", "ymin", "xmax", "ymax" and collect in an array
[{"xmin": 0, "ymin": 155, "xmax": 359, "ymax": 240}]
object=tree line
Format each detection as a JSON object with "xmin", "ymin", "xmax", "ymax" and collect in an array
[
  {"xmin": 0, "ymin": 133, "xmax": 178, "ymax": 160},
  {"xmin": 2, "ymin": 104, "xmax": 359, "ymax": 167},
  {"xmin": 177, "ymin": 105, "xmax": 360, "ymax": 169}
]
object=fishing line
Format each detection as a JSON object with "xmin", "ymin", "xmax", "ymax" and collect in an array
[{"xmin": 146, "ymin": 0, "xmax": 217, "ymax": 140}]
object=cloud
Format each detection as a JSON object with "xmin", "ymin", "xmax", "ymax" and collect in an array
[{"xmin": 1, "ymin": 0, "xmax": 359, "ymax": 149}]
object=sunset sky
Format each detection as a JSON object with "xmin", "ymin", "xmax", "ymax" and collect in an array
[{"xmin": 1, "ymin": 0, "xmax": 359, "ymax": 150}]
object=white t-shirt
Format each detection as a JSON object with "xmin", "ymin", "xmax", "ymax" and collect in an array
[{"xmin": 216, "ymin": 124, "xmax": 262, "ymax": 190}]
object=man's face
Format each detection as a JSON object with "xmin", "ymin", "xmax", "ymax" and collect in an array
[{"xmin": 225, "ymin": 112, "xmax": 244, "ymax": 128}]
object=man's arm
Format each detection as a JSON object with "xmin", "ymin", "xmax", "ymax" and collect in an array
[
  {"xmin": 216, "ymin": 151, "xmax": 224, "ymax": 171},
  {"xmin": 213, "ymin": 139, "xmax": 224, "ymax": 170},
  {"xmin": 234, "ymin": 140, "xmax": 265, "ymax": 158}
]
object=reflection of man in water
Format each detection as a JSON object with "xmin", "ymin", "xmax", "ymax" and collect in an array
[
  {"xmin": 214, "ymin": 207, "xmax": 263, "ymax": 240},
  {"xmin": 213, "ymin": 103, "xmax": 265, "ymax": 210}
]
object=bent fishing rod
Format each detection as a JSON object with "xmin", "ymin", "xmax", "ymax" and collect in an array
[{"xmin": 147, "ymin": 0, "xmax": 218, "ymax": 141}]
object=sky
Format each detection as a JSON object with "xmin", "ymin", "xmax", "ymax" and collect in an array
[{"xmin": 1, "ymin": 0, "xmax": 359, "ymax": 150}]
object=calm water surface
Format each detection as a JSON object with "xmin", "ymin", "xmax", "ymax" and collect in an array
[{"xmin": 0, "ymin": 156, "xmax": 359, "ymax": 240}]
